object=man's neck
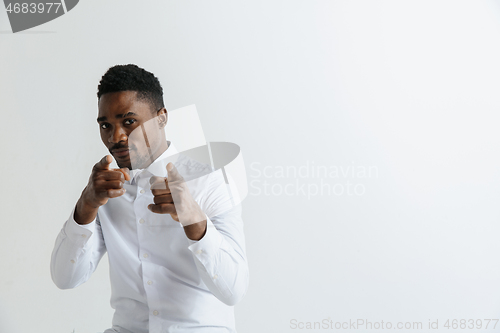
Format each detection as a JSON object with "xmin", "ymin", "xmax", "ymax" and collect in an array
[{"xmin": 133, "ymin": 140, "xmax": 169, "ymax": 171}]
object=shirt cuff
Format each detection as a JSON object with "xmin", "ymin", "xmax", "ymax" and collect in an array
[
  {"xmin": 63, "ymin": 208, "xmax": 96, "ymax": 246},
  {"xmin": 187, "ymin": 217, "xmax": 223, "ymax": 259}
]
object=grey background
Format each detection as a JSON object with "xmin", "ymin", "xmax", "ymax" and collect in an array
[{"xmin": 1, "ymin": 0, "xmax": 500, "ymax": 332}]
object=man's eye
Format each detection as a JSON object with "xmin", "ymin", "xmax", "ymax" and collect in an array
[
  {"xmin": 100, "ymin": 123, "xmax": 110, "ymax": 129},
  {"xmin": 124, "ymin": 119, "xmax": 136, "ymax": 125}
]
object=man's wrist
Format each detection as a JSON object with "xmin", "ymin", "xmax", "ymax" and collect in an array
[
  {"xmin": 81, "ymin": 187, "xmax": 100, "ymax": 209},
  {"xmin": 75, "ymin": 196, "xmax": 99, "ymax": 225},
  {"xmin": 183, "ymin": 220, "xmax": 207, "ymax": 241}
]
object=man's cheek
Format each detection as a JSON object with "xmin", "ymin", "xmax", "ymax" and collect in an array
[
  {"xmin": 129, "ymin": 150, "xmax": 141, "ymax": 162},
  {"xmin": 128, "ymin": 126, "xmax": 148, "ymax": 148},
  {"xmin": 99, "ymin": 133, "xmax": 108, "ymax": 146}
]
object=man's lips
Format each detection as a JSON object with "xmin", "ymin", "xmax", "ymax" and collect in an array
[{"xmin": 112, "ymin": 148, "xmax": 130, "ymax": 158}]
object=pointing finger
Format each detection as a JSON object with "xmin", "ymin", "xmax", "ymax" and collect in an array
[
  {"xmin": 167, "ymin": 163, "xmax": 184, "ymax": 182},
  {"xmin": 94, "ymin": 155, "xmax": 112, "ymax": 171}
]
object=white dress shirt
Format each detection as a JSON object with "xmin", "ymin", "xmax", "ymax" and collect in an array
[{"xmin": 50, "ymin": 143, "xmax": 249, "ymax": 333}]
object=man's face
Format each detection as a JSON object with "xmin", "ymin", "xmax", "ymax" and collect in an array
[{"xmin": 97, "ymin": 91, "xmax": 167, "ymax": 170}]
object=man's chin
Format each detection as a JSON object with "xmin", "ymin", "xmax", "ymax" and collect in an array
[
  {"xmin": 116, "ymin": 161, "xmax": 132, "ymax": 170},
  {"xmin": 114, "ymin": 152, "xmax": 150, "ymax": 170},
  {"xmin": 112, "ymin": 155, "xmax": 132, "ymax": 170},
  {"xmin": 129, "ymin": 155, "xmax": 152, "ymax": 170}
]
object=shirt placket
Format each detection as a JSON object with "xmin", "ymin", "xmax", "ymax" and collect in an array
[{"xmin": 135, "ymin": 172, "xmax": 163, "ymax": 332}]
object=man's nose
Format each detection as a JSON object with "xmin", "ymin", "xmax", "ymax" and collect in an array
[{"xmin": 109, "ymin": 126, "xmax": 127, "ymax": 143}]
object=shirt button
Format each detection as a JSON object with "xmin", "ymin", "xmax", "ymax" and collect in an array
[
  {"xmin": 140, "ymin": 189, "xmax": 145, "ymax": 194},
  {"xmin": 70, "ymin": 260, "xmax": 75, "ymax": 264},
  {"xmin": 213, "ymin": 274, "xmax": 218, "ymax": 279},
  {"xmin": 147, "ymin": 280, "xmax": 153, "ymax": 285},
  {"xmin": 143, "ymin": 253, "xmax": 149, "ymax": 258},
  {"xmin": 139, "ymin": 219, "xmax": 145, "ymax": 224},
  {"xmin": 81, "ymin": 234, "xmax": 87, "ymax": 238},
  {"xmin": 153, "ymin": 310, "xmax": 159, "ymax": 316},
  {"xmin": 195, "ymin": 250, "xmax": 203, "ymax": 255}
]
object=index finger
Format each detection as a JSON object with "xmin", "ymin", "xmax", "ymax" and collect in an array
[{"xmin": 94, "ymin": 155, "xmax": 112, "ymax": 171}]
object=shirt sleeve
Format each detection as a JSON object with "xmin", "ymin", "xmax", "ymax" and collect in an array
[
  {"xmin": 50, "ymin": 207, "xmax": 107, "ymax": 289},
  {"xmin": 187, "ymin": 170, "xmax": 249, "ymax": 306}
]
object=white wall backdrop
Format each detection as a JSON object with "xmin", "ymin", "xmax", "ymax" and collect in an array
[{"xmin": 2, "ymin": 1, "xmax": 500, "ymax": 332}]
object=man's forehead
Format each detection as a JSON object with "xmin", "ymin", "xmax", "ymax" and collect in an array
[{"xmin": 98, "ymin": 91, "xmax": 151, "ymax": 118}]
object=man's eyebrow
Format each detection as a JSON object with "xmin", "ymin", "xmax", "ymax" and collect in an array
[
  {"xmin": 97, "ymin": 112, "xmax": 138, "ymax": 123},
  {"xmin": 117, "ymin": 112, "xmax": 138, "ymax": 119}
]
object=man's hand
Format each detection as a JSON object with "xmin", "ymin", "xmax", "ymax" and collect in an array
[
  {"xmin": 75, "ymin": 155, "xmax": 130, "ymax": 225},
  {"xmin": 148, "ymin": 174, "xmax": 178, "ymax": 220},
  {"xmin": 148, "ymin": 163, "xmax": 207, "ymax": 240}
]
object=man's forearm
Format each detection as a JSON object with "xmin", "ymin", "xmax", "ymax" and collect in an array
[
  {"xmin": 188, "ymin": 213, "xmax": 249, "ymax": 306},
  {"xmin": 50, "ymin": 209, "xmax": 106, "ymax": 289},
  {"xmin": 74, "ymin": 189, "xmax": 99, "ymax": 225}
]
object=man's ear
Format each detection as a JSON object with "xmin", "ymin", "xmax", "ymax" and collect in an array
[{"xmin": 157, "ymin": 108, "xmax": 168, "ymax": 128}]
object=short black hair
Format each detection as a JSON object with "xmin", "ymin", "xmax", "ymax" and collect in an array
[{"xmin": 97, "ymin": 64, "xmax": 164, "ymax": 112}]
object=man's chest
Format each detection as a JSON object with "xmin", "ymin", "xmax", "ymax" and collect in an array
[{"xmin": 96, "ymin": 179, "xmax": 205, "ymax": 283}]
